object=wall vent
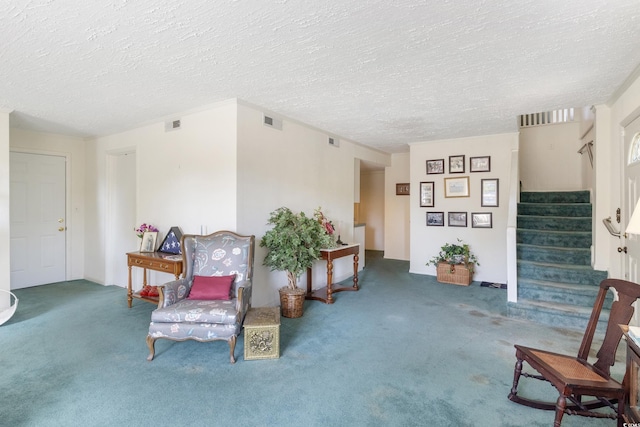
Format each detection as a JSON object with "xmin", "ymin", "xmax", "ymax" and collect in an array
[
  {"xmin": 165, "ymin": 118, "xmax": 181, "ymax": 132},
  {"xmin": 263, "ymin": 114, "xmax": 282, "ymax": 130},
  {"xmin": 328, "ymin": 137, "xmax": 340, "ymax": 147}
]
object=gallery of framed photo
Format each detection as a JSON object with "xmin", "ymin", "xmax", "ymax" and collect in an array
[
  {"xmin": 472, "ymin": 212, "xmax": 493, "ymax": 228},
  {"xmin": 444, "ymin": 176, "xmax": 470, "ymax": 198},
  {"xmin": 426, "ymin": 159, "xmax": 444, "ymax": 174},
  {"xmin": 448, "ymin": 212, "xmax": 467, "ymax": 227},
  {"xmin": 481, "ymin": 178, "xmax": 499, "ymax": 207},
  {"xmin": 420, "ymin": 181, "xmax": 434, "ymax": 207},
  {"xmin": 426, "ymin": 212, "xmax": 444, "ymax": 226},
  {"xmin": 449, "ymin": 155, "xmax": 465, "ymax": 173},
  {"xmin": 140, "ymin": 231, "xmax": 158, "ymax": 253},
  {"xmin": 470, "ymin": 156, "xmax": 491, "ymax": 172}
]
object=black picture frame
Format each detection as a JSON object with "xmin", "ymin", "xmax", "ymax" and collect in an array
[
  {"xmin": 426, "ymin": 159, "xmax": 445, "ymax": 174},
  {"xmin": 158, "ymin": 226, "xmax": 183, "ymax": 254},
  {"xmin": 481, "ymin": 179, "xmax": 499, "ymax": 207},
  {"xmin": 427, "ymin": 212, "xmax": 444, "ymax": 226},
  {"xmin": 470, "ymin": 156, "xmax": 491, "ymax": 172},
  {"xmin": 472, "ymin": 212, "xmax": 493, "ymax": 228},
  {"xmin": 448, "ymin": 212, "xmax": 467, "ymax": 227},
  {"xmin": 449, "ymin": 155, "xmax": 465, "ymax": 173},
  {"xmin": 420, "ymin": 181, "xmax": 434, "ymax": 207}
]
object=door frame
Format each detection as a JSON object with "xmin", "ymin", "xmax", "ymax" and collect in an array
[{"xmin": 10, "ymin": 148, "xmax": 72, "ymax": 281}]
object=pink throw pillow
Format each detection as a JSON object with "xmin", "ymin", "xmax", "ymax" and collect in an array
[{"xmin": 188, "ymin": 274, "xmax": 236, "ymax": 300}]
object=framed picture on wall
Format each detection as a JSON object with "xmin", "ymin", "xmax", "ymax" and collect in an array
[
  {"xmin": 448, "ymin": 212, "xmax": 467, "ymax": 227},
  {"xmin": 481, "ymin": 179, "xmax": 499, "ymax": 207},
  {"xmin": 420, "ymin": 181, "xmax": 434, "ymax": 207},
  {"xmin": 444, "ymin": 176, "xmax": 470, "ymax": 198},
  {"xmin": 449, "ymin": 155, "xmax": 465, "ymax": 173},
  {"xmin": 472, "ymin": 212, "xmax": 493, "ymax": 228},
  {"xmin": 470, "ymin": 156, "xmax": 491, "ymax": 172},
  {"xmin": 427, "ymin": 212, "xmax": 444, "ymax": 226},
  {"xmin": 426, "ymin": 159, "xmax": 445, "ymax": 174},
  {"xmin": 396, "ymin": 183, "xmax": 410, "ymax": 195}
]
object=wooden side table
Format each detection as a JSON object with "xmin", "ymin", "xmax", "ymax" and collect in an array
[
  {"xmin": 306, "ymin": 243, "xmax": 359, "ymax": 304},
  {"xmin": 126, "ymin": 252, "xmax": 183, "ymax": 308}
]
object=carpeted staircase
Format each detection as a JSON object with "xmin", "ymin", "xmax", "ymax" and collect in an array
[{"xmin": 507, "ymin": 190, "xmax": 610, "ymax": 330}]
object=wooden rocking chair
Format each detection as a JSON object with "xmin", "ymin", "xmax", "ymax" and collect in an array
[{"xmin": 508, "ymin": 278, "xmax": 640, "ymax": 427}]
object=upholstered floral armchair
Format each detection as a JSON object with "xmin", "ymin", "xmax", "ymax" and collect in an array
[{"xmin": 146, "ymin": 230, "xmax": 255, "ymax": 364}]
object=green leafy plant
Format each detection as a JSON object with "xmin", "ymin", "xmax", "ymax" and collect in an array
[
  {"xmin": 426, "ymin": 238, "xmax": 479, "ymax": 273},
  {"xmin": 261, "ymin": 207, "xmax": 336, "ymax": 290}
]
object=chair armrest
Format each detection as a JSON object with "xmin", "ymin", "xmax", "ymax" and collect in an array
[
  {"xmin": 235, "ymin": 279, "xmax": 252, "ymax": 316},
  {"xmin": 157, "ymin": 278, "xmax": 191, "ymax": 309}
]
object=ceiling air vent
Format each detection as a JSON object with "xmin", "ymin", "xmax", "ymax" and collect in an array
[
  {"xmin": 165, "ymin": 118, "xmax": 181, "ymax": 132},
  {"xmin": 263, "ymin": 114, "xmax": 282, "ymax": 130},
  {"xmin": 328, "ymin": 137, "xmax": 340, "ymax": 147}
]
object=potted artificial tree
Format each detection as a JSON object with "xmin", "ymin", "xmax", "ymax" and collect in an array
[
  {"xmin": 426, "ymin": 239, "xmax": 479, "ymax": 286},
  {"xmin": 261, "ymin": 207, "xmax": 335, "ymax": 318}
]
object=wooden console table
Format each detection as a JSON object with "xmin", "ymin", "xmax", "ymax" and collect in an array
[
  {"xmin": 126, "ymin": 252, "xmax": 183, "ymax": 308},
  {"xmin": 306, "ymin": 243, "xmax": 359, "ymax": 304}
]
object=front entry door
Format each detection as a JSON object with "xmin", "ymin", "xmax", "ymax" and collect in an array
[{"xmin": 10, "ymin": 152, "xmax": 66, "ymax": 289}]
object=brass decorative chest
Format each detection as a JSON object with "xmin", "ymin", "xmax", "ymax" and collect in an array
[{"xmin": 244, "ymin": 307, "xmax": 280, "ymax": 360}]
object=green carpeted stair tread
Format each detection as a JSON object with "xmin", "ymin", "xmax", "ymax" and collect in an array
[
  {"xmin": 516, "ymin": 228, "xmax": 591, "ymax": 248},
  {"xmin": 517, "ymin": 260, "xmax": 608, "ymax": 286},
  {"xmin": 517, "ymin": 243, "xmax": 590, "ymax": 265},
  {"xmin": 517, "ymin": 278, "xmax": 612, "ymax": 307},
  {"xmin": 520, "ymin": 190, "xmax": 590, "ymax": 204},
  {"xmin": 517, "ymin": 215, "xmax": 592, "ymax": 232},
  {"xmin": 518, "ymin": 203, "xmax": 592, "ymax": 217}
]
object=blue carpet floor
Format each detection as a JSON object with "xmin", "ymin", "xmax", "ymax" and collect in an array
[{"xmin": 1, "ymin": 251, "xmax": 623, "ymax": 426}]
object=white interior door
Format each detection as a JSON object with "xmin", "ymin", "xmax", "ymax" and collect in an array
[
  {"xmin": 624, "ymin": 115, "xmax": 640, "ymax": 285},
  {"xmin": 10, "ymin": 152, "xmax": 66, "ymax": 289}
]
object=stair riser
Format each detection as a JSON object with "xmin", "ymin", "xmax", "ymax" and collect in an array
[
  {"xmin": 517, "ymin": 230, "xmax": 591, "ymax": 248},
  {"xmin": 517, "ymin": 216, "xmax": 591, "ymax": 232},
  {"xmin": 517, "ymin": 263, "xmax": 608, "ymax": 286},
  {"xmin": 507, "ymin": 303, "xmax": 607, "ymax": 332},
  {"xmin": 517, "ymin": 245, "xmax": 590, "ymax": 265},
  {"xmin": 520, "ymin": 191, "xmax": 590, "ymax": 204},
  {"xmin": 518, "ymin": 204, "xmax": 592, "ymax": 217}
]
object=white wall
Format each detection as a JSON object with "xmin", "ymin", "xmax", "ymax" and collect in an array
[
  {"xmin": 384, "ymin": 153, "xmax": 410, "ymax": 260},
  {"xmin": 409, "ymin": 133, "xmax": 517, "ymax": 284},
  {"xmin": 360, "ymin": 170, "xmax": 384, "ymax": 250},
  {"xmin": 85, "ymin": 101, "xmax": 238, "ymax": 285},
  {"xmin": 0, "ymin": 111, "xmax": 10, "ymax": 307},
  {"xmin": 519, "ymin": 121, "xmax": 583, "ymax": 191},
  {"xmin": 9, "ymin": 128, "xmax": 86, "ymax": 281},
  {"xmin": 235, "ymin": 101, "xmax": 390, "ymax": 306}
]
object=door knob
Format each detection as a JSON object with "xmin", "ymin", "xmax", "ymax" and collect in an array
[
  {"xmin": 58, "ymin": 218, "xmax": 64, "ymax": 223},
  {"xmin": 58, "ymin": 227, "xmax": 65, "ymax": 232}
]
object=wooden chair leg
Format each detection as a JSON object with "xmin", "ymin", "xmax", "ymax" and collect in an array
[
  {"xmin": 229, "ymin": 335, "xmax": 236, "ymax": 364},
  {"xmin": 508, "ymin": 358, "xmax": 523, "ymax": 400},
  {"xmin": 146, "ymin": 335, "xmax": 156, "ymax": 361},
  {"xmin": 554, "ymin": 395, "xmax": 566, "ymax": 427}
]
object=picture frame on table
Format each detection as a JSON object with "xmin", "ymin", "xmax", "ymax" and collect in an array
[
  {"xmin": 444, "ymin": 176, "xmax": 470, "ymax": 198},
  {"xmin": 426, "ymin": 212, "xmax": 444, "ymax": 226},
  {"xmin": 472, "ymin": 212, "xmax": 493, "ymax": 228},
  {"xmin": 420, "ymin": 181, "xmax": 434, "ymax": 207},
  {"xmin": 140, "ymin": 231, "xmax": 158, "ymax": 253},
  {"xmin": 426, "ymin": 159, "xmax": 445, "ymax": 174},
  {"xmin": 448, "ymin": 212, "xmax": 467, "ymax": 227},
  {"xmin": 481, "ymin": 178, "xmax": 499, "ymax": 207},
  {"xmin": 449, "ymin": 155, "xmax": 465, "ymax": 173},
  {"xmin": 470, "ymin": 156, "xmax": 491, "ymax": 172}
]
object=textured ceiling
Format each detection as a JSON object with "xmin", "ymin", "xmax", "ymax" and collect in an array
[{"xmin": 1, "ymin": 1, "xmax": 639, "ymax": 153}]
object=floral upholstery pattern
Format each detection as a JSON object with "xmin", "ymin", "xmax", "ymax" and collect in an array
[{"xmin": 146, "ymin": 231, "xmax": 255, "ymax": 364}]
